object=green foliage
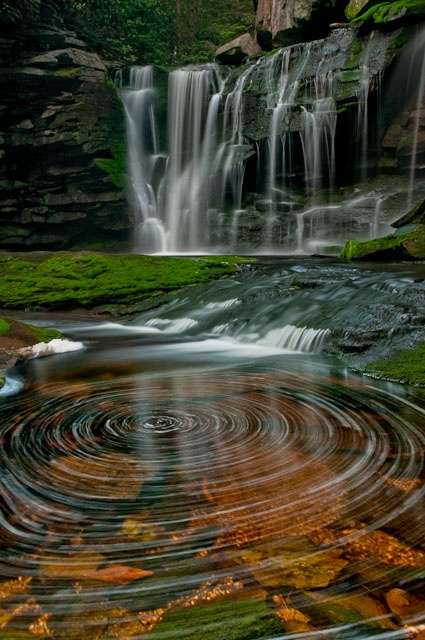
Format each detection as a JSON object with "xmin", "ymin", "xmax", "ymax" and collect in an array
[
  {"xmin": 2, "ymin": 0, "xmax": 254, "ymax": 65},
  {"xmin": 175, "ymin": 0, "xmax": 254, "ymax": 64},
  {"xmin": 0, "ymin": 252, "xmax": 249, "ymax": 311},
  {"xmin": 0, "ymin": 0, "xmax": 42, "ymax": 23},
  {"xmin": 66, "ymin": 0, "xmax": 176, "ymax": 65},
  {"xmin": 65, "ymin": 0, "xmax": 253, "ymax": 65}
]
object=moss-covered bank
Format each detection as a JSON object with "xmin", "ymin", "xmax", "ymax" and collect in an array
[
  {"xmin": 0, "ymin": 251, "xmax": 249, "ymax": 385},
  {"xmin": 0, "ymin": 252, "xmax": 248, "ymax": 314},
  {"xmin": 363, "ymin": 342, "xmax": 425, "ymax": 386}
]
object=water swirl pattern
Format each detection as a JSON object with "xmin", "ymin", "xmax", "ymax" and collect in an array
[{"xmin": 0, "ymin": 260, "xmax": 424, "ymax": 639}]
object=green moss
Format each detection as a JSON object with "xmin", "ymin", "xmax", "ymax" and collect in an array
[
  {"xmin": 94, "ymin": 140, "xmax": 126, "ymax": 188},
  {"xmin": 154, "ymin": 599, "xmax": 283, "ymax": 640},
  {"xmin": 340, "ymin": 225, "xmax": 425, "ymax": 260},
  {"xmin": 364, "ymin": 342, "xmax": 425, "ymax": 385},
  {"xmin": 351, "ymin": 0, "xmax": 425, "ymax": 25},
  {"xmin": 0, "ymin": 252, "xmax": 250, "ymax": 312},
  {"xmin": 29, "ymin": 325, "xmax": 62, "ymax": 343},
  {"xmin": 345, "ymin": 0, "xmax": 369, "ymax": 20},
  {"xmin": 340, "ymin": 234, "xmax": 407, "ymax": 260},
  {"xmin": 56, "ymin": 67, "xmax": 84, "ymax": 78},
  {"xmin": 0, "ymin": 318, "xmax": 10, "ymax": 335}
]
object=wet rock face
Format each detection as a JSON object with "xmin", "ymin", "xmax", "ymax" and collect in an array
[
  {"xmin": 255, "ymin": 0, "xmax": 338, "ymax": 49},
  {"xmin": 0, "ymin": 16, "xmax": 130, "ymax": 251}
]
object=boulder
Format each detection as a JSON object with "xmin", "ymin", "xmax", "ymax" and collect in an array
[
  {"xmin": 340, "ymin": 224, "xmax": 425, "ymax": 260},
  {"xmin": 215, "ymin": 33, "xmax": 261, "ymax": 64},
  {"xmin": 255, "ymin": 0, "xmax": 335, "ymax": 49}
]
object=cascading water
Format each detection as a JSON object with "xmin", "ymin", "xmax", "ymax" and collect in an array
[
  {"xmin": 117, "ymin": 26, "xmax": 425, "ymax": 255},
  {"xmin": 407, "ymin": 27, "xmax": 425, "ymax": 207},
  {"xmin": 117, "ymin": 65, "xmax": 245, "ymax": 253},
  {"xmin": 115, "ymin": 67, "xmax": 165, "ymax": 252}
]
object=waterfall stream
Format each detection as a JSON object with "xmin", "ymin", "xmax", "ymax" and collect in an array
[{"xmin": 116, "ymin": 26, "xmax": 425, "ymax": 255}]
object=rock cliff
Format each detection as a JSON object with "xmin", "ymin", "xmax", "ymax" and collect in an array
[
  {"xmin": 255, "ymin": 0, "xmax": 339, "ymax": 49},
  {"xmin": 0, "ymin": 6, "xmax": 130, "ymax": 250}
]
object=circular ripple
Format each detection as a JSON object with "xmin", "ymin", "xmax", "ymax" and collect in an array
[{"xmin": 0, "ymin": 365, "xmax": 424, "ymax": 638}]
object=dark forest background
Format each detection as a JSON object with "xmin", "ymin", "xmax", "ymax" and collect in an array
[{"xmin": 0, "ymin": 0, "xmax": 255, "ymax": 65}]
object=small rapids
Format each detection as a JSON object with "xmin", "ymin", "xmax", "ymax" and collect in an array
[{"xmin": 0, "ymin": 259, "xmax": 424, "ymax": 639}]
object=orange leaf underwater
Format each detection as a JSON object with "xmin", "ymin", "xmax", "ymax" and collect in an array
[{"xmin": 87, "ymin": 565, "xmax": 154, "ymax": 584}]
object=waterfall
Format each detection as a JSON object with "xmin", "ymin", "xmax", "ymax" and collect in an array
[
  {"xmin": 116, "ymin": 27, "xmax": 423, "ymax": 255},
  {"xmin": 407, "ymin": 28, "xmax": 425, "ymax": 207},
  {"xmin": 117, "ymin": 65, "xmax": 227, "ymax": 253},
  {"xmin": 117, "ymin": 67, "xmax": 166, "ymax": 252},
  {"xmin": 259, "ymin": 325, "xmax": 330, "ymax": 352},
  {"xmin": 300, "ymin": 70, "xmax": 336, "ymax": 197}
]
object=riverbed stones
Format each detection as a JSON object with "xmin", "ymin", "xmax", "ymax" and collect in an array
[{"xmin": 48, "ymin": 454, "xmax": 155, "ymax": 501}]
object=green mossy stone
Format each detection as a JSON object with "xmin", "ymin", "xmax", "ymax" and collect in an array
[
  {"xmin": 340, "ymin": 225, "xmax": 425, "ymax": 260},
  {"xmin": 29, "ymin": 325, "xmax": 62, "ymax": 342},
  {"xmin": 153, "ymin": 599, "xmax": 284, "ymax": 640},
  {"xmin": 351, "ymin": 0, "xmax": 425, "ymax": 25},
  {"xmin": 345, "ymin": 0, "xmax": 371, "ymax": 21}
]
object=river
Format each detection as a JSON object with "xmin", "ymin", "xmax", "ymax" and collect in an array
[{"xmin": 0, "ymin": 258, "xmax": 424, "ymax": 639}]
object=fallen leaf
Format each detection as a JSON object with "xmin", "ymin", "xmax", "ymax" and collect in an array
[{"xmin": 87, "ymin": 564, "xmax": 153, "ymax": 584}]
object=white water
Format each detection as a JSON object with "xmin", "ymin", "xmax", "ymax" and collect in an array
[
  {"xmin": 116, "ymin": 27, "xmax": 425, "ymax": 254},
  {"xmin": 407, "ymin": 27, "xmax": 425, "ymax": 207}
]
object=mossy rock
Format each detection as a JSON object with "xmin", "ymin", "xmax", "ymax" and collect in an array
[
  {"xmin": 340, "ymin": 224, "xmax": 425, "ymax": 260},
  {"xmin": 0, "ymin": 315, "xmax": 63, "ymax": 375},
  {"xmin": 351, "ymin": 0, "xmax": 425, "ymax": 26},
  {"xmin": 364, "ymin": 341, "xmax": 425, "ymax": 385},
  {"xmin": 0, "ymin": 318, "xmax": 10, "ymax": 335},
  {"xmin": 153, "ymin": 599, "xmax": 284, "ymax": 639},
  {"xmin": 345, "ymin": 0, "xmax": 372, "ymax": 20},
  {"xmin": 0, "ymin": 252, "xmax": 249, "ymax": 312},
  {"xmin": 0, "ymin": 316, "xmax": 60, "ymax": 345}
]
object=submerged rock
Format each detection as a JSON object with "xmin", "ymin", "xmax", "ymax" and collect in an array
[{"xmin": 247, "ymin": 547, "xmax": 349, "ymax": 588}]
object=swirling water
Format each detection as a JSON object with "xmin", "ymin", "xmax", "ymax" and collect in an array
[{"xmin": 0, "ymin": 259, "xmax": 424, "ymax": 639}]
